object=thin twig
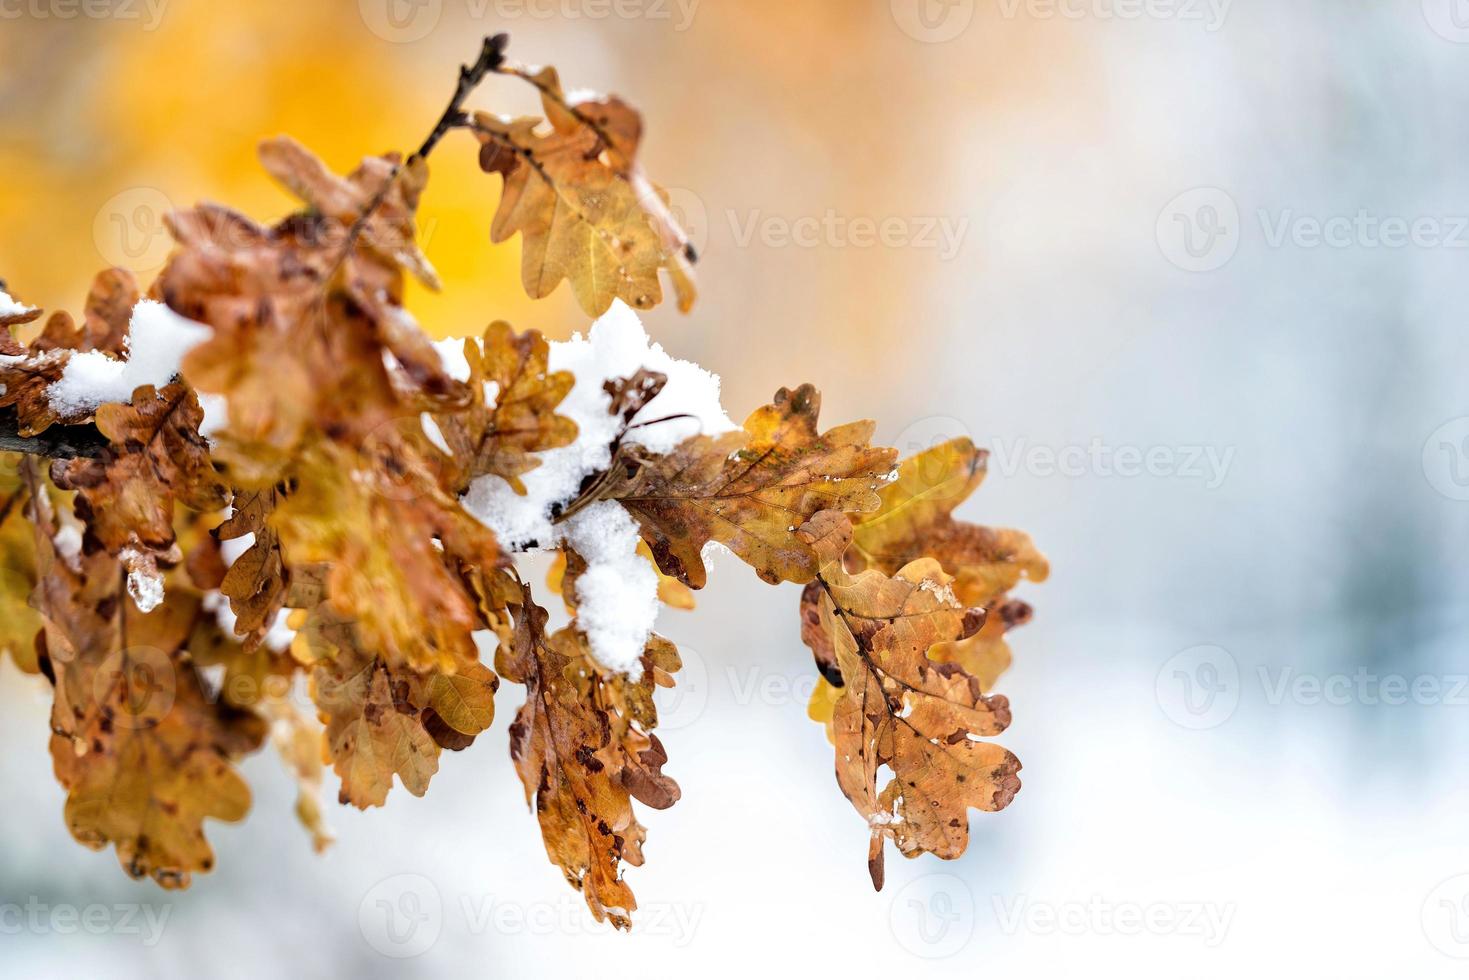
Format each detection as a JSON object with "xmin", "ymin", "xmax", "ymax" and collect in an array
[
  {"xmin": 417, "ymin": 33, "xmax": 510, "ymax": 161},
  {"xmin": 331, "ymin": 33, "xmax": 511, "ymax": 277}
]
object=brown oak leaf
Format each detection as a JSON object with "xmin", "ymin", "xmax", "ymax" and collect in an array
[
  {"xmin": 313, "ymin": 639, "xmax": 442, "ymax": 809},
  {"xmin": 600, "ymin": 384, "xmax": 896, "ymax": 588},
  {"xmin": 797, "ymin": 511, "xmax": 1020, "ymax": 890},
  {"xmin": 51, "ymin": 383, "xmax": 227, "ymax": 561},
  {"xmin": 26, "ymin": 464, "xmax": 265, "ymax": 887},
  {"xmin": 431, "ymin": 321, "xmax": 577, "ymax": 495},
  {"xmin": 499, "ymin": 583, "xmax": 679, "ymax": 929}
]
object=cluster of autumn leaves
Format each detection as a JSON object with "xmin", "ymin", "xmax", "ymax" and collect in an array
[{"xmin": 0, "ymin": 39, "xmax": 1046, "ymax": 928}]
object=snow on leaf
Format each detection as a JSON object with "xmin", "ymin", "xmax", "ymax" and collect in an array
[
  {"xmin": 0, "ymin": 286, "xmax": 41, "ymax": 355},
  {"xmin": 431, "ymin": 320, "xmax": 577, "ymax": 496}
]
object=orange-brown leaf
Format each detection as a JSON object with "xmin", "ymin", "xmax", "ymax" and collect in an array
[
  {"xmin": 798, "ymin": 511, "xmax": 1020, "ymax": 889},
  {"xmin": 604, "ymin": 385, "xmax": 896, "ymax": 588}
]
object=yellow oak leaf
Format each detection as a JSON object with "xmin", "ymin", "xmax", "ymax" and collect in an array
[{"xmin": 471, "ymin": 63, "xmax": 696, "ymax": 316}]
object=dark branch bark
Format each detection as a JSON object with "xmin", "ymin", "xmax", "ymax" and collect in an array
[
  {"xmin": 415, "ymin": 33, "xmax": 510, "ymax": 162},
  {"xmin": 0, "ymin": 408, "xmax": 107, "ymax": 459}
]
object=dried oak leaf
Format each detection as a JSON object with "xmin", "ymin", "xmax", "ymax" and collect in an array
[
  {"xmin": 258, "ymin": 135, "xmax": 440, "ymax": 292},
  {"xmin": 28, "ymin": 474, "xmax": 265, "ymax": 887},
  {"xmin": 51, "ymin": 383, "xmax": 227, "ymax": 560},
  {"xmin": 432, "ymin": 321, "xmax": 577, "ymax": 494},
  {"xmin": 471, "ymin": 64, "xmax": 696, "ymax": 316},
  {"xmin": 215, "ymin": 488, "xmax": 290, "ymax": 648},
  {"xmin": 161, "ymin": 140, "xmax": 461, "ymax": 484},
  {"xmin": 798, "ymin": 511, "xmax": 1020, "ymax": 890},
  {"xmin": 601, "ymin": 384, "xmax": 896, "ymax": 589},
  {"xmin": 272, "ymin": 440, "xmax": 499, "ymax": 674},
  {"xmin": 499, "ymin": 585, "xmax": 680, "ymax": 929},
  {"xmin": 848, "ymin": 437, "xmax": 1047, "ymax": 689},
  {"xmin": 0, "ymin": 270, "xmax": 154, "ymax": 437},
  {"xmin": 0, "ymin": 336, "xmax": 67, "ymax": 437},
  {"xmin": 313, "ymin": 639, "xmax": 442, "ymax": 809},
  {"xmin": 76, "ymin": 267, "xmax": 140, "ymax": 355}
]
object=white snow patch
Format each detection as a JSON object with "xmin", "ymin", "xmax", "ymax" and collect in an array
[
  {"xmin": 53, "ymin": 524, "xmax": 83, "ymax": 572},
  {"xmin": 421, "ymin": 413, "xmax": 451, "ymax": 454},
  {"xmin": 47, "ymin": 299, "xmax": 210, "ymax": 416},
  {"xmin": 432, "ymin": 336, "xmax": 473, "ymax": 383},
  {"xmin": 197, "ymin": 392, "xmax": 229, "ymax": 440},
  {"xmin": 558, "ymin": 501, "xmax": 660, "ymax": 675},
  {"xmin": 0, "ymin": 289, "xmax": 35, "ymax": 319},
  {"xmin": 449, "ymin": 301, "xmax": 735, "ymax": 673},
  {"xmin": 120, "ymin": 548, "xmax": 164, "ymax": 614},
  {"xmin": 462, "ymin": 299, "xmax": 735, "ymax": 550}
]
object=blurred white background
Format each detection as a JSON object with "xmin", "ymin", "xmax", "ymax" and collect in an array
[{"xmin": 4, "ymin": 0, "xmax": 1469, "ymax": 976}]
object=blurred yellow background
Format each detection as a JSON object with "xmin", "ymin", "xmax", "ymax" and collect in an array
[{"xmin": 0, "ymin": 0, "xmax": 1077, "ymax": 421}]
